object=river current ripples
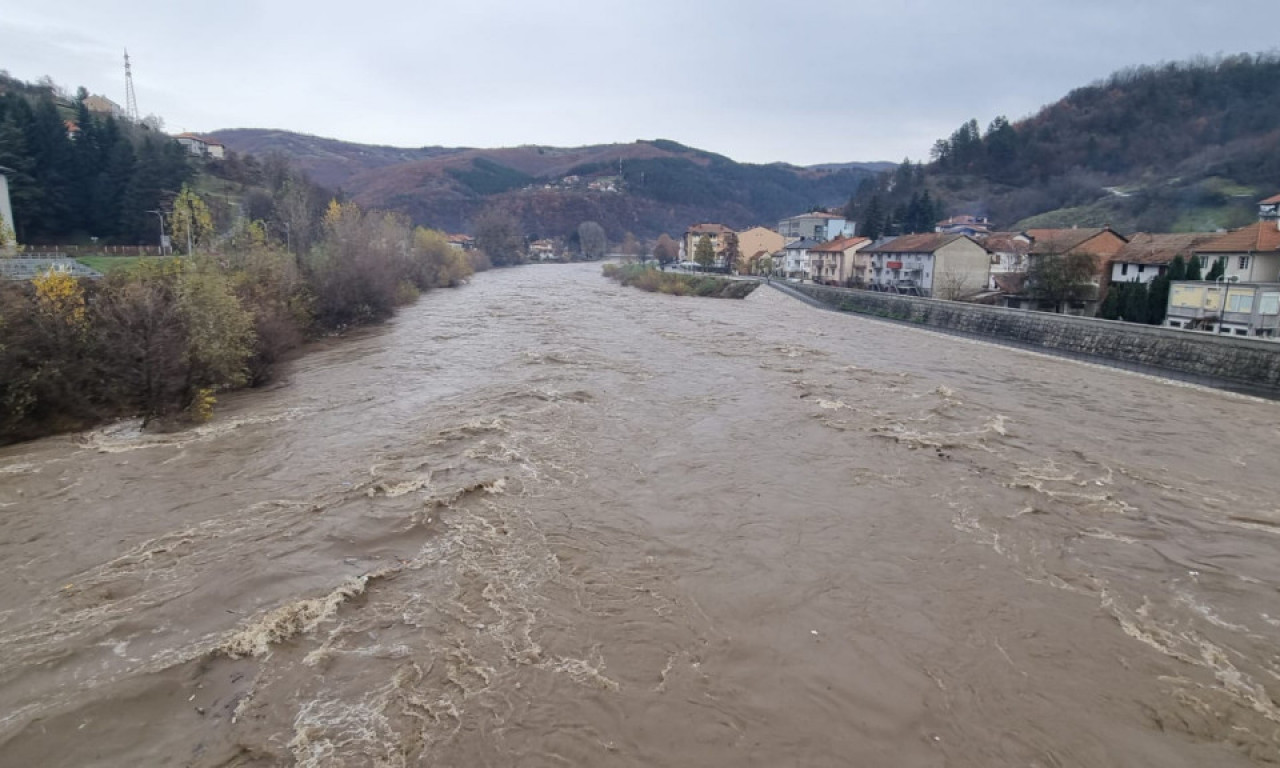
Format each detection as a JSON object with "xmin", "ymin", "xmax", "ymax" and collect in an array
[{"xmin": 2, "ymin": 263, "xmax": 1279, "ymax": 766}]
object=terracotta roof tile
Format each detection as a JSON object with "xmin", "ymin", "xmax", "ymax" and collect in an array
[
  {"xmin": 1026, "ymin": 227, "xmax": 1125, "ymax": 255},
  {"xmin": 981, "ymin": 232, "xmax": 1031, "ymax": 254},
  {"xmin": 1113, "ymin": 232, "xmax": 1222, "ymax": 265},
  {"xmin": 866, "ymin": 233, "xmax": 986, "ymax": 254},
  {"xmin": 808, "ymin": 236, "xmax": 870, "ymax": 253},
  {"xmin": 1195, "ymin": 221, "xmax": 1280, "ymax": 254},
  {"xmin": 1260, "ymin": 193, "xmax": 1280, "ymax": 205},
  {"xmin": 686, "ymin": 223, "xmax": 733, "ymax": 235}
]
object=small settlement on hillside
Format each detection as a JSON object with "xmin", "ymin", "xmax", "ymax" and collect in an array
[{"xmin": 680, "ymin": 193, "xmax": 1280, "ymax": 340}]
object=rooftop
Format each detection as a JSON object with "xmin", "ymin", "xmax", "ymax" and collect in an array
[
  {"xmin": 686, "ymin": 223, "xmax": 733, "ymax": 235},
  {"xmin": 809, "ymin": 235, "xmax": 870, "ymax": 253},
  {"xmin": 1113, "ymin": 232, "xmax": 1223, "ymax": 265},
  {"xmin": 865, "ymin": 233, "xmax": 981, "ymax": 254},
  {"xmin": 1025, "ymin": 227, "xmax": 1125, "ymax": 255},
  {"xmin": 781, "ymin": 211, "xmax": 841, "ymax": 220},
  {"xmin": 1195, "ymin": 221, "xmax": 1280, "ymax": 254}
]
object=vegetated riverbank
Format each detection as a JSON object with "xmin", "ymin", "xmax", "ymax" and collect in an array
[
  {"xmin": 0, "ymin": 202, "xmax": 480, "ymax": 445},
  {"xmin": 602, "ymin": 262, "xmax": 758, "ymax": 298}
]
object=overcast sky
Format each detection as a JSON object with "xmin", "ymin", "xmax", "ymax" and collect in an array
[{"xmin": 1, "ymin": 1, "xmax": 1275, "ymax": 165}]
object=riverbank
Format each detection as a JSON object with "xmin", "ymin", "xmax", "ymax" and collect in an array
[
  {"xmin": 602, "ymin": 262, "xmax": 758, "ymax": 298},
  {"xmin": 0, "ymin": 215, "xmax": 478, "ymax": 446},
  {"xmin": 770, "ymin": 280, "xmax": 1280, "ymax": 398}
]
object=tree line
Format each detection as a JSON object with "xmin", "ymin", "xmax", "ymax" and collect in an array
[
  {"xmin": 841, "ymin": 160, "xmax": 943, "ymax": 240},
  {"xmin": 0, "ymin": 79, "xmax": 192, "ymax": 244}
]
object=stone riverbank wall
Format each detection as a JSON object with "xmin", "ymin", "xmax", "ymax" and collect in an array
[{"xmin": 781, "ymin": 282, "xmax": 1280, "ymax": 396}]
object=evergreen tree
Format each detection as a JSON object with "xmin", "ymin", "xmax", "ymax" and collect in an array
[
  {"xmin": 918, "ymin": 191, "xmax": 937, "ymax": 232},
  {"xmin": 0, "ymin": 110, "xmax": 40, "ymax": 241},
  {"xmin": 1167, "ymin": 255, "xmax": 1187, "ymax": 281},
  {"xmin": 1122, "ymin": 282, "xmax": 1149, "ymax": 322},
  {"xmin": 1185, "ymin": 255, "xmax": 1203, "ymax": 281},
  {"xmin": 1099, "ymin": 285, "xmax": 1123, "ymax": 320},
  {"xmin": 1147, "ymin": 273, "xmax": 1171, "ymax": 325},
  {"xmin": 1204, "ymin": 257, "xmax": 1225, "ymax": 281},
  {"xmin": 861, "ymin": 196, "xmax": 884, "ymax": 240},
  {"xmin": 693, "ymin": 234, "xmax": 715, "ymax": 269}
]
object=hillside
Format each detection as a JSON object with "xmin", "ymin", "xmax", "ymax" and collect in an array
[
  {"xmin": 845, "ymin": 53, "xmax": 1280, "ymax": 235},
  {"xmin": 208, "ymin": 130, "xmax": 884, "ymax": 239}
]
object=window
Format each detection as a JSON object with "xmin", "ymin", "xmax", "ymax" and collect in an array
[
  {"xmin": 1236, "ymin": 329, "xmax": 1248, "ymax": 336},
  {"xmin": 1121, "ymin": 264, "xmax": 1128, "ymax": 276},
  {"xmin": 1226, "ymin": 292, "xmax": 1254, "ymax": 313},
  {"xmin": 1138, "ymin": 265, "xmax": 1146, "ymax": 274},
  {"xmin": 1260, "ymin": 293, "xmax": 1280, "ymax": 316},
  {"xmin": 1239, "ymin": 256, "xmax": 1250, "ymax": 269}
]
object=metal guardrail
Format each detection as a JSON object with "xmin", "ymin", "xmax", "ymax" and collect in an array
[{"xmin": 0, "ymin": 258, "xmax": 104, "ymax": 280}]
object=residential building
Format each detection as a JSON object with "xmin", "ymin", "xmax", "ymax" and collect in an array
[
  {"xmin": 981, "ymin": 231, "xmax": 1031, "ymax": 290},
  {"xmin": 446, "ymin": 234, "xmax": 474, "ymax": 251},
  {"xmin": 174, "ymin": 133, "xmax": 226, "ymax": 159},
  {"xmin": 1193, "ymin": 197, "xmax": 1280, "ymax": 283},
  {"xmin": 865, "ymin": 233, "xmax": 990, "ymax": 298},
  {"xmin": 1110, "ymin": 232, "xmax": 1221, "ymax": 285},
  {"xmin": 936, "ymin": 215, "xmax": 991, "ymax": 236},
  {"xmin": 807, "ymin": 235, "xmax": 872, "ymax": 285},
  {"xmin": 684, "ymin": 223, "xmax": 733, "ymax": 265},
  {"xmin": 736, "ymin": 226, "xmax": 785, "ymax": 273},
  {"xmin": 1164, "ymin": 281, "xmax": 1280, "ymax": 338},
  {"xmin": 529, "ymin": 238, "xmax": 557, "ymax": 261},
  {"xmin": 83, "ymin": 94, "xmax": 123, "ymax": 118},
  {"xmin": 1008, "ymin": 227, "xmax": 1128, "ymax": 314},
  {"xmin": 777, "ymin": 211, "xmax": 853, "ymax": 242},
  {"xmin": 780, "ymin": 238, "xmax": 814, "ymax": 279}
]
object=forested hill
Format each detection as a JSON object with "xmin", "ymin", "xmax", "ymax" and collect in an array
[
  {"xmin": 209, "ymin": 130, "xmax": 886, "ymax": 239},
  {"xmin": 846, "ymin": 53, "xmax": 1280, "ymax": 235}
]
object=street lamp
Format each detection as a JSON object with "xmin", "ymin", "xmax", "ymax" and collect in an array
[
  {"xmin": 1217, "ymin": 275, "xmax": 1239, "ymax": 335},
  {"xmin": 146, "ymin": 209, "xmax": 166, "ymax": 254}
]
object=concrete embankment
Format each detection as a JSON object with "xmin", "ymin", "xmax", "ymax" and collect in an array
[{"xmin": 772, "ymin": 281, "xmax": 1280, "ymax": 396}]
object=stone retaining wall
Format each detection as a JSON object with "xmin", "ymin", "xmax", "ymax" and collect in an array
[{"xmin": 785, "ymin": 282, "xmax": 1280, "ymax": 395}]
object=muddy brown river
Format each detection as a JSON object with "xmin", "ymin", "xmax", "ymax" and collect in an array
[{"xmin": 2, "ymin": 262, "xmax": 1280, "ymax": 766}]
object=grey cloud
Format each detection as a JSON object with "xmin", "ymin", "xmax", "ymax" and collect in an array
[{"xmin": 0, "ymin": 0, "xmax": 1275, "ymax": 163}]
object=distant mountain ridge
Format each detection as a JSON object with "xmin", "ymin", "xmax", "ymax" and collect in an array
[{"xmin": 207, "ymin": 129, "xmax": 887, "ymax": 238}]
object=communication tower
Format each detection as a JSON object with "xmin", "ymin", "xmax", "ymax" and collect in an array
[{"xmin": 124, "ymin": 49, "xmax": 139, "ymax": 122}]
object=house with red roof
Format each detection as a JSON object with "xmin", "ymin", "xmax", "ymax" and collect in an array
[
  {"xmin": 864, "ymin": 233, "xmax": 990, "ymax": 299},
  {"xmin": 807, "ymin": 235, "xmax": 872, "ymax": 285},
  {"xmin": 1109, "ymin": 232, "xmax": 1221, "ymax": 285},
  {"xmin": 683, "ymin": 223, "xmax": 734, "ymax": 266},
  {"xmin": 174, "ymin": 133, "xmax": 225, "ymax": 159},
  {"xmin": 1193, "ymin": 195, "xmax": 1280, "ymax": 283}
]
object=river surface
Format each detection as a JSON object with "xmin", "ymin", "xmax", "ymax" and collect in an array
[{"xmin": 2, "ymin": 263, "xmax": 1280, "ymax": 767}]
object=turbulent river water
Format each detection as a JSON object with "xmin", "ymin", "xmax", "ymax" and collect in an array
[{"xmin": 3, "ymin": 262, "xmax": 1280, "ymax": 767}]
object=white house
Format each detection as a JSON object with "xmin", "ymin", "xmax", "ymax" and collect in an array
[
  {"xmin": 864, "ymin": 233, "xmax": 991, "ymax": 299},
  {"xmin": 778, "ymin": 212, "xmax": 853, "ymax": 242},
  {"xmin": 1109, "ymin": 232, "xmax": 1221, "ymax": 285},
  {"xmin": 174, "ymin": 133, "xmax": 226, "ymax": 159},
  {"xmin": 780, "ymin": 238, "xmax": 813, "ymax": 279}
]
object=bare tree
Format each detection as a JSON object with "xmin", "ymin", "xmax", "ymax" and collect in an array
[
  {"xmin": 577, "ymin": 221, "xmax": 607, "ymax": 261},
  {"xmin": 653, "ymin": 234, "xmax": 679, "ymax": 267},
  {"xmin": 474, "ymin": 208, "xmax": 526, "ymax": 266},
  {"xmin": 932, "ymin": 270, "xmax": 974, "ymax": 301},
  {"xmin": 1027, "ymin": 251, "xmax": 1099, "ymax": 312}
]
